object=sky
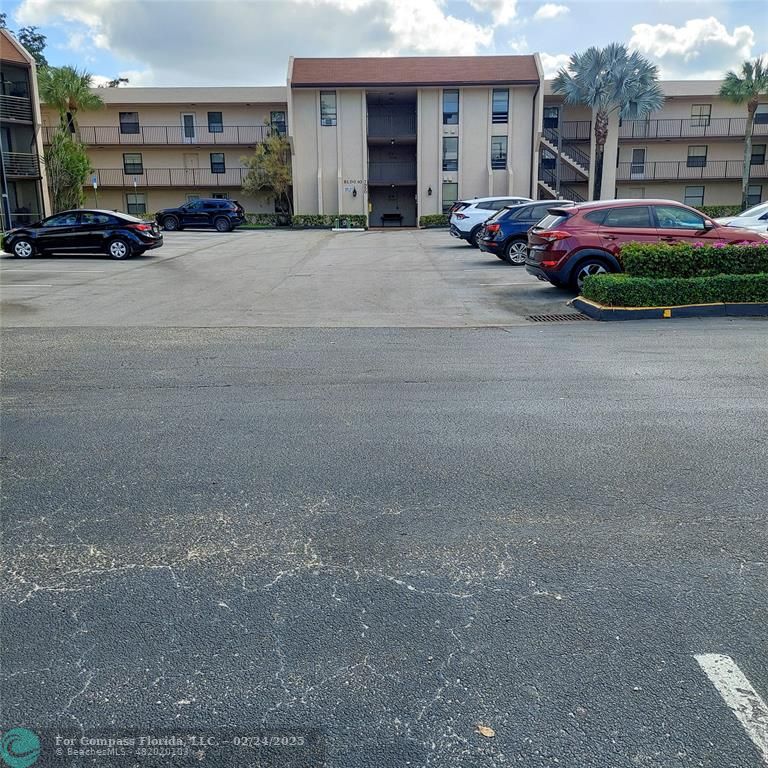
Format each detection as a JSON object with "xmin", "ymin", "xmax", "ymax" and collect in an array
[{"xmin": 5, "ymin": 0, "xmax": 767, "ymax": 87}]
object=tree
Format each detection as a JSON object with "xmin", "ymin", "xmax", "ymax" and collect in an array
[
  {"xmin": 38, "ymin": 65, "xmax": 104, "ymax": 134},
  {"xmin": 43, "ymin": 128, "xmax": 92, "ymax": 212},
  {"xmin": 552, "ymin": 44, "xmax": 664, "ymax": 200},
  {"xmin": 0, "ymin": 15, "xmax": 48, "ymax": 67},
  {"xmin": 241, "ymin": 131, "xmax": 293, "ymax": 214},
  {"xmin": 100, "ymin": 77, "xmax": 130, "ymax": 88},
  {"xmin": 720, "ymin": 58, "xmax": 768, "ymax": 210}
]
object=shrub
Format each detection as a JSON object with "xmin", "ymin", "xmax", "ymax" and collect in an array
[
  {"xmin": 42, "ymin": 128, "xmax": 91, "ymax": 212},
  {"xmin": 291, "ymin": 214, "xmax": 367, "ymax": 229},
  {"xmin": 697, "ymin": 205, "xmax": 743, "ymax": 218},
  {"xmin": 582, "ymin": 272, "xmax": 768, "ymax": 307},
  {"xmin": 621, "ymin": 242, "xmax": 768, "ymax": 279},
  {"xmin": 419, "ymin": 214, "xmax": 449, "ymax": 228},
  {"xmin": 245, "ymin": 213, "xmax": 281, "ymax": 226}
]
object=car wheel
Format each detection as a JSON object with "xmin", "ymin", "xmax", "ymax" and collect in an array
[
  {"xmin": 12, "ymin": 239, "xmax": 34, "ymax": 259},
  {"xmin": 214, "ymin": 217, "xmax": 232, "ymax": 233},
  {"xmin": 504, "ymin": 239, "xmax": 528, "ymax": 265},
  {"xmin": 469, "ymin": 227, "xmax": 483, "ymax": 248},
  {"xmin": 162, "ymin": 216, "xmax": 179, "ymax": 231},
  {"xmin": 107, "ymin": 238, "xmax": 132, "ymax": 260},
  {"xmin": 571, "ymin": 258, "xmax": 610, "ymax": 291}
]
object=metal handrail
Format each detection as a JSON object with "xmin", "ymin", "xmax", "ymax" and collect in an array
[
  {"xmin": 367, "ymin": 161, "xmax": 417, "ymax": 182},
  {"xmin": 616, "ymin": 159, "xmax": 768, "ymax": 181},
  {"xmin": 0, "ymin": 94, "xmax": 33, "ymax": 122},
  {"xmin": 542, "ymin": 127, "xmax": 591, "ymax": 170},
  {"xmin": 367, "ymin": 113, "xmax": 417, "ymax": 137},
  {"xmin": 43, "ymin": 124, "xmax": 278, "ymax": 146},
  {"xmin": 2, "ymin": 152, "xmax": 41, "ymax": 177},
  {"xmin": 537, "ymin": 167, "xmax": 586, "ymax": 202},
  {"xmin": 89, "ymin": 167, "xmax": 250, "ymax": 187},
  {"xmin": 619, "ymin": 117, "xmax": 768, "ymax": 139}
]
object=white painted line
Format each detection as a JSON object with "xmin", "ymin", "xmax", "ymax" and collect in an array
[
  {"xmin": 1, "ymin": 269, "xmax": 106, "ymax": 273},
  {"xmin": 695, "ymin": 653, "xmax": 768, "ymax": 764},
  {"xmin": 1, "ymin": 284, "xmax": 53, "ymax": 287}
]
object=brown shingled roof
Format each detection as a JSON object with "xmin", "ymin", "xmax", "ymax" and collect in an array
[{"xmin": 291, "ymin": 56, "xmax": 539, "ymax": 87}]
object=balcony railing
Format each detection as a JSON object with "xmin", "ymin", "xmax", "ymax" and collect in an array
[
  {"xmin": 619, "ymin": 117, "xmax": 768, "ymax": 140},
  {"xmin": 542, "ymin": 127, "xmax": 591, "ymax": 170},
  {"xmin": 537, "ymin": 167, "xmax": 586, "ymax": 202},
  {"xmin": 367, "ymin": 113, "xmax": 417, "ymax": 138},
  {"xmin": 616, "ymin": 160, "xmax": 768, "ymax": 181},
  {"xmin": 43, "ymin": 124, "xmax": 274, "ymax": 146},
  {"xmin": 2, "ymin": 152, "xmax": 41, "ymax": 177},
  {"xmin": 558, "ymin": 121, "xmax": 592, "ymax": 141},
  {"xmin": 0, "ymin": 94, "xmax": 33, "ymax": 122},
  {"xmin": 89, "ymin": 168, "xmax": 249, "ymax": 187},
  {"xmin": 367, "ymin": 161, "xmax": 417, "ymax": 183}
]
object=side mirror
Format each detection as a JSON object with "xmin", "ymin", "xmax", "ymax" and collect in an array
[{"xmin": 703, "ymin": 220, "xmax": 715, "ymax": 230}]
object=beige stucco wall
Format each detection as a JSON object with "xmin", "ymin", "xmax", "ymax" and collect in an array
[
  {"xmin": 417, "ymin": 89, "xmax": 441, "ymax": 217},
  {"xmin": 84, "ymin": 188, "xmax": 274, "ymax": 215},
  {"xmin": 289, "ymin": 89, "xmax": 320, "ymax": 214},
  {"xmin": 337, "ymin": 89, "xmax": 367, "ymax": 217},
  {"xmin": 615, "ymin": 181, "xmax": 750, "ymax": 206}
]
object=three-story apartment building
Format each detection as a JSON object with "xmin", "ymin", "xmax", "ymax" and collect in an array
[{"xmin": 0, "ymin": 28, "xmax": 49, "ymax": 230}]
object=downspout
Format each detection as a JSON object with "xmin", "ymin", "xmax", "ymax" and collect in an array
[{"xmin": 530, "ymin": 81, "xmax": 540, "ymax": 199}]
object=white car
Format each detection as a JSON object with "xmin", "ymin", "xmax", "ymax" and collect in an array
[
  {"xmin": 714, "ymin": 201, "xmax": 768, "ymax": 232},
  {"xmin": 449, "ymin": 196, "xmax": 532, "ymax": 247}
]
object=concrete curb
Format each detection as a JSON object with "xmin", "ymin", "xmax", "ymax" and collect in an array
[{"xmin": 569, "ymin": 297, "xmax": 768, "ymax": 321}]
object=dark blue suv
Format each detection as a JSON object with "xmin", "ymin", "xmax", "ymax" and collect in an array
[{"xmin": 479, "ymin": 200, "xmax": 574, "ymax": 264}]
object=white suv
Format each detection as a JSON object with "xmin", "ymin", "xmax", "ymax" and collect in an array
[{"xmin": 449, "ymin": 196, "xmax": 532, "ymax": 247}]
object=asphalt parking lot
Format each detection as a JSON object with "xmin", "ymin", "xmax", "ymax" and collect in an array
[
  {"xmin": 1, "ymin": 228, "xmax": 577, "ymax": 327},
  {"xmin": 2, "ymin": 228, "xmax": 768, "ymax": 767}
]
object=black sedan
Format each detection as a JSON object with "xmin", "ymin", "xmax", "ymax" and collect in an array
[{"xmin": 1, "ymin": 209, "xmax": 163, "ymax": 259}]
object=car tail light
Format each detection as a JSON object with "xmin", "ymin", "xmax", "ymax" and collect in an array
[
  {"xmin": 454, "ymin": 213, "xmax": 468, "ymax": 219},
  {"xmin": 486, "ymin": 223, "xmax": 500, "ymax": 234},
  {"xmin": 129, "ymin": 223, "xmax": 152, "ymax": 231},
  {"xmin": 538, "ymin": 230, "xmax": 570, "ymax": 242}
]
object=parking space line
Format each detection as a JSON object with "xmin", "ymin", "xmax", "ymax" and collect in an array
[
  {"xmin": 695, "ymin": 653, "xmax": 768, "ymax": 764},
  {"xmin": 1, "ymin": 269, "xmax": 106, "ymax": 273},
  {"xmin": 2, "ymin": 284, "xmax": 53, "ymax": 287}
]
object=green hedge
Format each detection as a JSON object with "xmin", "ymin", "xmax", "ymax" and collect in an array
[
  {"xmin": 419, "ymin": 214, "xmax": 449, "ymax": 228},
  {"xmin": 696, "ymin": 205, "xmax": 742, "ymax": 218},
  {"xmin": 291, "ymin": 214, "xmax": 367, "ymax": 229},
  {"xmin": 621, "ymin": 242, "xmax": 768, "ymax": 279},
  {"xmin": 582, "ymin": 273, "xmax": 768, "ymax": 307},
  {"xmin": 245, "ymin": 213, "xmax": 282, "ymax": 226}
]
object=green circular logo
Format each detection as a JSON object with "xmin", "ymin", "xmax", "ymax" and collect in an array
[{"xmin": 0, "ymin": 729, "xmax": 40, "ymax": 768}]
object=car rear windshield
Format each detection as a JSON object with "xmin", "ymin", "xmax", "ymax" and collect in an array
[{"xmin": 534, "ymin": 212, "xmax": 571, "ymax": 230}]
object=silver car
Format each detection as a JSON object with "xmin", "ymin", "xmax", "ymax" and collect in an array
[{"xmin": 715, "ymin": 201, "xmax": 768, "ymax": 232}]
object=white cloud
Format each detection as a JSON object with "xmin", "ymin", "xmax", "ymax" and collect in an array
[
  {"xmin": 629, "ymin": 17, "xmax": 755, "ymax": 79},
  {"xmin": 507, "ymin": 35, "xmax": 529, "ymax": 54},
  {"xmin": 16, "ymin": 0, "xmax": 500, "ymax": 84},
  {"xmin": 468, "ymin": 0, "xmax": 518, "ymax": 25},
  {"xmin": 533, "ymin": 3, "xmax": 569, "ymax": 21},
  {"xmin": 539, "ymin": 52, "xmax": 570, "ymax": 78}
]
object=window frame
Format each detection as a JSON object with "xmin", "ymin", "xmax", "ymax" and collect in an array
[
  {"xmin": 686, "ymin": 145, "xmax": 708, "ymax": 168},
  {"xmin": 442, "ymin": 89, "xmax": 459, "ymax": 125},
  {"xmin": 209, "ymin": 152, "xmax": 226, "ymax": 174},
  {"xmin": 441, "ymin": 181, "xmax": 458, "ymax": 213},
  {"xmin": 746, "ymin": 185, "xmax": 763, "ymax": 207},
  {"xmin": 490, "ymin": 135, "xmax": 508, "ymax": 170},
  {"xmin": 690, "ymin": 104, "xmax": 712, "ymax": 128},
  {"xmin": 750, "ymin": 144, "xmax": 766, "ymax": 166},
  {"xmin": 320, "ymin": 91, "xmax": 337, "ymax": 127},
  {"xmin": 125, "ymin": 192, "xmax": 146, "ymax": 215},
  {"xmin": 653, "ymin": 204, "xmax": 707, "ymax": 230},
  {"xmin": 442, "ymin": 136, "xmax": 458, "ymax": 172},
  {"xmin": 683, "ymin": 186, "xmax": 705, "ymax": 208},
  {"xmin": 207, "ymin": 111, "xmax": 223, "ymax": 134},
  {"xmin": 602, "ymin": 205, "xmax": 654, "ymax": 229},
  {"xmin": 754, "ymin": 104, "xmax": 768, "ymax": 126},
  {"xmin": 122, "ymin": 152, "xmax": 144, "ymax": 175},
  {"xmin": 119, "ymin": 111, "xmax": 140, "ymax": 135},
  {"xmin": 270, "ymin": 111, "xmax": 287, "ymax": 135},
  {"xmin": 491, "ymin": 89, "xmax": 509, "ymax": 124}
]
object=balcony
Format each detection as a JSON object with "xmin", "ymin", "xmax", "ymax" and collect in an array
[
  {"xmin": 2, "ymin": 152, "xmax": 41, "ymax": 178},
  {"xmin": 367, "ymin": 161, "xmax": 417, "ymax": 185},
  {"xmin": 616, "ymin": 160, "xmax": 768, "ymax": 182},
  {"xmin": 43, "ymin": 124, "xmax": 273, "ymax": 147},
  {"xmin": 90, "ymin": 168, "xmax": 249, "ymax": 188},
  {"xmin": 367, "ymin": 113, "xmax": 417, "ymax": 141},
  {"xmin": 557, "ymin": 120, "xmax": 592, "ymax": 141},
  {"xmin": 619, "ymin": 117, "xmax": 768, "ymax": 140},
  {"xmin": 0, "ymin": 94, "xmax": 33, "ymax": 122}
]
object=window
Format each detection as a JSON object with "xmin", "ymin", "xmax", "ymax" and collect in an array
[
  {"xmin": 442, "ymin": 182, "xmax": 458, "ymax": 213},
  {"xmin": 755, "ymin": 105, "xmax": 768, "ymax": 125},
  {"xmin": 211, "ymin": 192, "xmax": 229, "ymax": 200},
  {"xmin": 747, "ymin": 185, "xmax": 763, "ymax": 206},
  {"xmin": 320, "ymin": 91, "xmax": 337, "ymax": 126},
  {"xmin": 185, "ymin": 200, "xmax": 204, "ymax": 211},
  {"xmin": 541, "ymin": 148, "xmax": 556, "ymax": 170},
  {"xmin": 654, "ymin": 205, "xmax": 706, "ymax": 229},
  {"xmin": 119, "ymin": 111, "xmax": 140, "ymax": 134},
  {"xmin": 584, "ymin": 209, "xmax": 609, "ymax": 225},
  {"xmin": 186, "ymin": 194, "xmax": 201, "ymax": 203},
  {"xmin": 491, "ymin": 136, "xmax": 507, "ymax": 170},
  {"xmin": 492, "ymin": 89, "xmax": 509, "ymax": 124},
  {"xmin": 543, "ymin": 106, "xmax": 559, "ymax": 129},
  {"xmin": 123, "ymin": 153, "xmax": 143, "ymax": 174},
  {"xmin": 683, "ymin": 185, "xmax": 705, "ymax": 207},
  {"xmin": 602, "ymin": 206, "xmax": 653, "ymax": 228},
  {"xmin": 442, "ymin": 137, "xmax": 458, "ymax": 171},
  {"xmin": 207, "ymin": 112, "xmax": 223, "ymax": 133},
  {"xmin": 210, "ymin": 153, "xmax": 225, "ymax": 173},
  {"xmin": 80, "ymin": 212, "xmax": 114, "ymax": 225},
  {"xmin": 630, "ymin": 148, "xmax": 646, "ymax": 175},
  {"xmin": 42, "ymin": 212, "xmax": 79, "ymax": 227},
  {"xmin": 271, "ymin": 111, "xmax": 287, "ymax": 135},
  {"xmin": 687, "ymin": 145, "xmax": 708, "ymax": 168},
  {"xmin": 126, "ymin": 193, "xmax": 146, "ymax": 215},
  {"xmin": 690, "ymin": 104, "xmax": 711, "ymax": 127},
  {"xmin": 751, "ymin": 144, "xmax": 766, "ymax": 165},
  {"xmin": 443, "ymin": 90, "xmax": 459, "ymax": 125}
]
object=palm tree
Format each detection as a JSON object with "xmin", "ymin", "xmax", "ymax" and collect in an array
[
  {"xmin": 552, "ymin": 44, "xmax": 664, "ymax": 200},
  {"xmin": 720, "ymin": 58, "xmax": 768, "ymax": 210},
  {"xmin": 38, "ymin": 65, "xmax": 103, "ymax": 134}
]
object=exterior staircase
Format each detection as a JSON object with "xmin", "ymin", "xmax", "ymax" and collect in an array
[
  {"xmin": 540, "ymin": 127, "xmax": 591, "ymax": 179},
  {"xmin": 537, "ymin": 168, "xmax": 587, "ymax": 202}
]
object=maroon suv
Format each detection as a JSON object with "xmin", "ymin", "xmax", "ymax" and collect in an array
[{"xmin": 525, "ymin": 199, "xmax": 767, "ymax": 290}]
